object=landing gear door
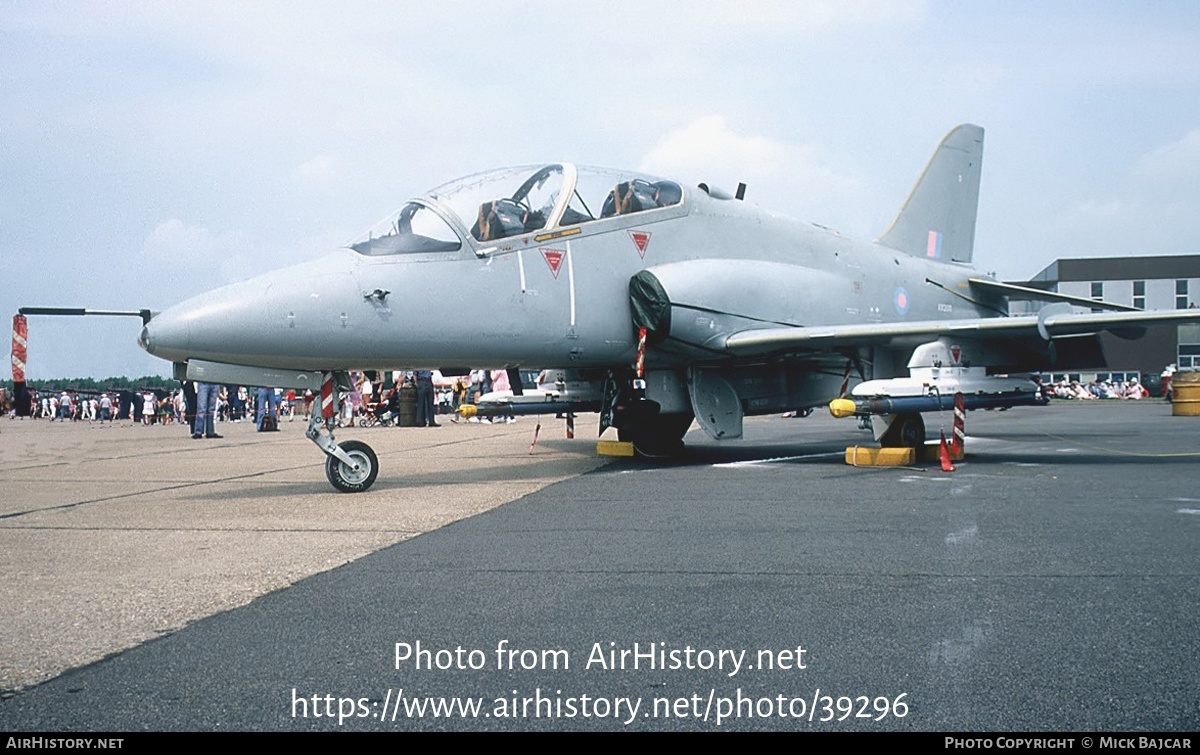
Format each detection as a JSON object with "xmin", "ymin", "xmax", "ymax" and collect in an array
[{"xmin": 688, "ymin": 368, "xmax": 743, "ymax": 440}]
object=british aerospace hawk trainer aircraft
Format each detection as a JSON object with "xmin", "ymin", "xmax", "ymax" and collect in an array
[{"xmin": 138, "ymin": 124, "xmax": 1200, "ymax": 491}]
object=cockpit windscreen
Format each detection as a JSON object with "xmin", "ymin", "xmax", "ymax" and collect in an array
[{"xmin": 349, "ymin": 202, "xmax": 462, "ymax": 256}]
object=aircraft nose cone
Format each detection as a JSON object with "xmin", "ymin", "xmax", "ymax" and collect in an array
[
  {"xmin": 138, "ymin": 279, "xmax": 271, "ymax": 365},
  {"xmin": 137, "ymin": 303, "xmax": 199, "ymax": 363},
  {"xmin": 138, "ymin": 252, "xmax": 365, "ymax": 370}
]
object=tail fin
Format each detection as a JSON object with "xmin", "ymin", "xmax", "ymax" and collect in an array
[{"xmin": 877, "ymin": 124, "xmax": 983, "ymax": 264}]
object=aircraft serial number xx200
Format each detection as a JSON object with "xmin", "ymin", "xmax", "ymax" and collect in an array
[{"xmin": 138, "ymin": 125, "xmax": 1200, "ymax": 491}]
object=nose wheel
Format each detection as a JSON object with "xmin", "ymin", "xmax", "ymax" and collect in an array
[{"xmin": 324, "ymin": 439, "xmax": 379, "ymax": 493}]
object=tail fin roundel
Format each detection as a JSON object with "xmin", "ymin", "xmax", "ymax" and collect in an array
[{"xmin": 877, "ymin": 124, "xmax": 983, "ymax": 264}]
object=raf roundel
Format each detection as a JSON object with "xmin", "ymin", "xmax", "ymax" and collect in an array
[{"xmin": 894, "ymin": 286, "xmax": 910, "ymax": 315}]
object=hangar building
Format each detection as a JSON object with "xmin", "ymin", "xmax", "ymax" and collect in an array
[{"xmin": 1011, "ymin": 254, "xmax": 1200, "ymax": 384}]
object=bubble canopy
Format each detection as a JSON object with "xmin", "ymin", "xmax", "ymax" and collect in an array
[{"xmin": 349, "ymin": 163, "xmax": 683, "ymax": 256}]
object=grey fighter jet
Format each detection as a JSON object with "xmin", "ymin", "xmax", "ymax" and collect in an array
[{"xmin": 138, "ymin": 125, "xmax": 1200, "ymax": 491}]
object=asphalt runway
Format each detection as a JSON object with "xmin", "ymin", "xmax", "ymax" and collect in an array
[{"xmin": 1, "ymin": 401, "xmax": 1197, "ymax": 731}]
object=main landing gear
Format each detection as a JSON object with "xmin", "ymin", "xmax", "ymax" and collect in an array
[
  {"xmin": 617, "ymin": 411, "xmax": 693, "ymax": 458},
  {"xmin": 308, "ymin": 372, "xmax": 380, "ymax": 492},
  {"xmin": 877, "ymin": 412, "xmax": 926, "ymax": 448},
  {"xmin": 601, "ymin": 365, "xmax": 692, "ymax": 459}
]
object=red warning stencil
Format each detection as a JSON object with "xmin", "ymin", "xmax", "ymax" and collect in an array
[
  {"xmin": 540, "ymin": 248, "xmax": 565, "ymax": 278},
  {"xmin": 628, "ymin": 230, "xmax": 651, "ymax": 258}
]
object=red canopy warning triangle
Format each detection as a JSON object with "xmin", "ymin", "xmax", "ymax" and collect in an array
[
  {"xmin": 628, "ymin": 230, "xmax": 651, "ymax": 257},
  {"xmin": 540, "ymin": 248, "xmax": 565, "ymax": 278}
]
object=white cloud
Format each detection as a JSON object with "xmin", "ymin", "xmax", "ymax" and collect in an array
[
  {"xmin": 141, "ymin": 218, "xmax": 258, "ymax": 276},
  {"xmin": 1043, "ymin": 194, "xmax": 1199, "ymax": 265},
  {"xmin": 143, "ymin": 219, "xmax": 215, "ymax": 260},
  {"xmin": 640, "ymin": 116, "xmax": 786, "ymax": 179},
  {"xmin": 1132, "ymin": 129, "xmax": 1200, "ymax": 194},
  {"xmin": 142, "ymin": 218, "xmax": 212, "ymax": 260},
  {"xmin": 1054, "ymin": 131, "xmax": 1200, "ymax": 255},
  {"xmin": 141, "ymin": 218, "xmax": 333, "ymax": 290},
  {"xmin": 292, "ymin": 154, "xmax": 342, "ymax": 193},
  {"xmin": 686, "ymin": 0, "xmax": 927, "ymax": 33},
  {"xmin": 1001, "ymin": 128, "xmax": 1200, "ymax": 276},
  {"xmin": 638, "ymin": 116, "xmax": 862, "ymax": 224}
]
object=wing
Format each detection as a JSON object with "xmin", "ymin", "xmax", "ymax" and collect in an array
[{"xmin": 722, "ymin": 308, "xmax": 1200, "ymax": 357}]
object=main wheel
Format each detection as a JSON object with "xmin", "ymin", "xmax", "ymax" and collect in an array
[
  {"xmin": 618, "ymin": 412, "xmax": 694, "ymax": 458},
  {"xmin": 325, "ymin": 439, "xmax": 379, "ymax": 493},
  {"xmin": 880, "ymin": 412, "xmax": 925, "ymax": 448}
]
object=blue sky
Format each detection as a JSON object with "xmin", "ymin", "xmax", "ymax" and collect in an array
[{"xmin": 3, "ymin": 1, "xmax": 1199, "ymax": 378}]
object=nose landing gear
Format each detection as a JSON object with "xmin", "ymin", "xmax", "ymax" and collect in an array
[{"xmin": 308, "ymin": 372, "xmax": 380, "ymax": 492}]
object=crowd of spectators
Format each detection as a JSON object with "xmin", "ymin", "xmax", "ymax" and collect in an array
[
  {"xmin": 2, "ymin": 369, "xmax": 524, "ymax": 427},
  {"xmin": 2, "ymin": 385, "xmax": 298, "ymax": 427},
  {"xmin": 343, "ymin": 369, "xmax": 519, "ymax": 426},
  {"xmin": 8, "ymin": 388, "xmax": 177, "ymax": 424},
  {"xmin": 1036, "ymin": 375, "xmax": 1152, "ymax": 401}
]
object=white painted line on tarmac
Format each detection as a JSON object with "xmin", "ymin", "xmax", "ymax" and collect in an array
[{"xmin": 713, "ymin": 452, "xmax": 844, "ymax": 468}]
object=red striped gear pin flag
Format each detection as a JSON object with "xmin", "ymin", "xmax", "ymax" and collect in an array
[
  {"xmin": 635, "ymin": 326, "xmax": 647, "ymax": 378},
  {"xmin": 321, "ymin": 376, "xmax": 334, "ymax": 419}
]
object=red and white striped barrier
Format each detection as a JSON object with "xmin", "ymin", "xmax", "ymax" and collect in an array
[
  {"xmin": 11, "ymin": 314, "xmax": 27, "ymax": 383},
  {"xmin": 952, "ymin": 392, "xmax": 965, "ymax": 456}
]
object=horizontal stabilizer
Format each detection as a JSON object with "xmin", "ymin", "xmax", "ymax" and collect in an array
[{"xmin": 968, "ymin": 277, "xmax": 1139, "ymax": 312}]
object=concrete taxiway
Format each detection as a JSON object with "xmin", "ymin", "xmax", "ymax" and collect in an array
[
  {"xmin": 1, "ymin": 402, "xmax": 1197, "ymax": 730},
  {"xmin": 0, "ymin": 415, "xmax": 607, "ymax": 691}
]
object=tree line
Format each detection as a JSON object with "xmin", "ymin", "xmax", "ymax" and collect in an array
[{"xmin": 3, "ymin": 376, "xmax": 178, "ymax": 393}]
